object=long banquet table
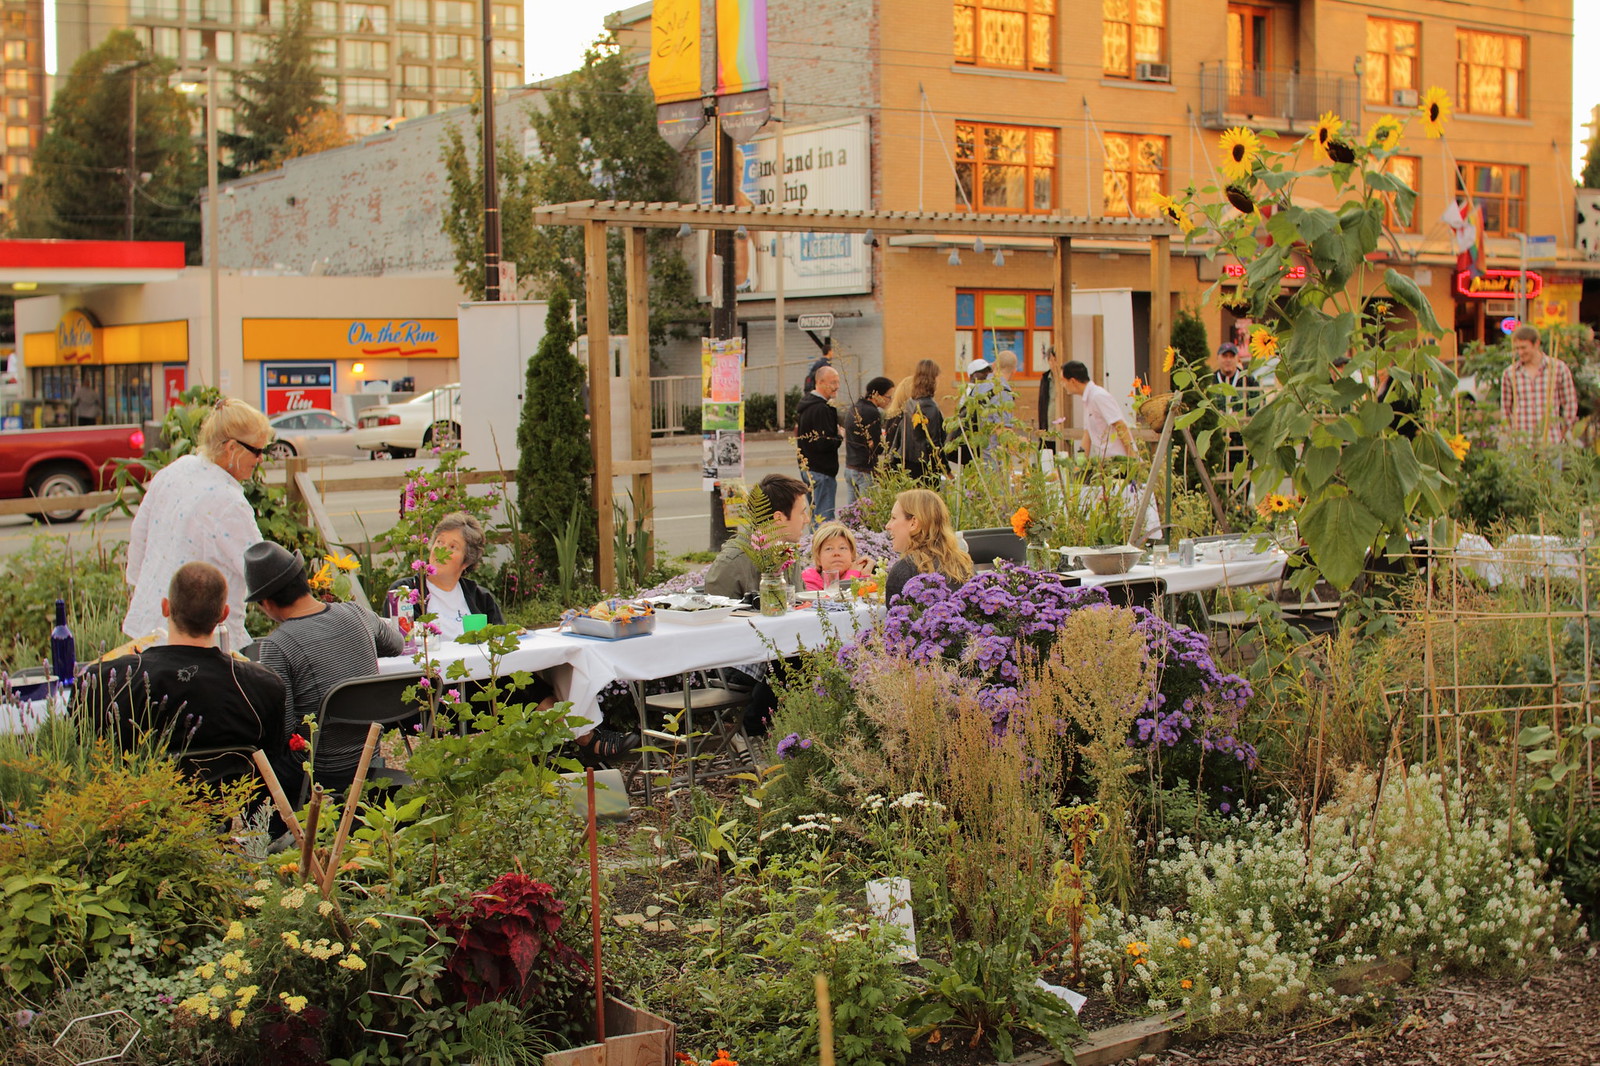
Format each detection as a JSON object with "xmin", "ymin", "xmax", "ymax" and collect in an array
[
  {"xmin": 1059, "ymin": 547, "xmax": 1288, "ymax": 595},
  {"xmin": 376, "ymin": 602, "xmax": 882, "ymax": 725}
]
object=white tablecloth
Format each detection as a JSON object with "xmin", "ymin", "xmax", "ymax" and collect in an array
[
  {"xmin": 377, "ymin": 604, "xmax": 881, "ymax": 730},
  {"xmin": 1062, "ymin": 549, "xmax": 1286, "ymax": 595}
]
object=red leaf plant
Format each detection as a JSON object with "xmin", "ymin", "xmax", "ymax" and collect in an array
[{"xmin": 434, "ymin": 872, "xmax": 588, "ymax": 1009}]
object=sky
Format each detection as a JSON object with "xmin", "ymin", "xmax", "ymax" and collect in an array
[{"xmin": 37, "ymin": 0, "xmax": 1600, "ymax": 179}]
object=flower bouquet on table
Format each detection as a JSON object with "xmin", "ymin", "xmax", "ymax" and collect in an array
[
  {"xmin": 561, "ymin": 598, "xmax": 656, "ymax": 640},
  {"xmin": 1255, "ymin": 492, "xmax": 1304, "ymax": 553},
  {"xmin": 730, "ymin": 485, "xmax": 798, "ymax": 615}
]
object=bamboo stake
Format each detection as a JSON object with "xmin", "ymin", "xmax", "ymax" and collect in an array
[
  {"xmin": 1127, "ymin": 404, "xmax": 1177, "ymax": 545},
  {"xmin": 1178, "ymin": 426, "xmax": 1229, "ymax": 530},
  {"xmin": 815, "ymin": 973, "xmax": 835, "ymax": 1066},
  {"xmin": 588, "ymin": 768, "xmax": 606, "ymax": 1049},
  {"xmin": 251, "ymin": 750, "xmax": 304, "ymax": 847},
  {"xmin": 299, "ymin": 787, "xmax": 325, "ymax": 884},
  {"xmin": 320, "ymin": 723, "xmax": 382, "ymax": 895}
]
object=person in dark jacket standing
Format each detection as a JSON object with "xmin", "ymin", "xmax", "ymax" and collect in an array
[
  {"xmin": 794, "ymin": 365, "xmax": 843, "ymax": 521},
  {"xmin": 885, "ymin": 358, "xmax": 947, "ymax": 484},
  {"xmin": 843, "ymin": 376, "xmax": 893, "ymax": 505},
  {"xmin": 1038, "ymin": 346, "xmax": 1060, "ymax": 451}
]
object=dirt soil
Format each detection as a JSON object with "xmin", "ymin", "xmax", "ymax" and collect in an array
[{"xmin": 1147, "ymin": 946, "xmax": 1600, "ymax": 1066}]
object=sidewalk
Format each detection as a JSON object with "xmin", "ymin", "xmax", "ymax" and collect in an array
[{"xmin": 648, "ymin": 432, "xmax": 798, "ymax": 475}]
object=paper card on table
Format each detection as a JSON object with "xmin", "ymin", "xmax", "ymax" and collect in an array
[
  {"xmin": 866, "ymin": 876, "xmax": 918, "ymax": 962},
  {"xmin": 462, "ymin": 613, "xmax": 488, "ymax": 633},
  {"xmin": 1033, "ymin": 977, "xmax": 1088, "ymax": 1015}
]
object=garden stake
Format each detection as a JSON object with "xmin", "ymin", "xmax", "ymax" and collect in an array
[
  {"xmin": 587, "ymin": 768, "xmax": 606, "ymax": 1048},
  {"xmin": 251, "ymin": 750, "xmax": 305, "ymax": 847},
  {"xmin": 1128, "ymin": 395, "xmax": 1178, "ymax": 544},
  {"xmin": 815, "ymin": 973, "xmax": 834, "ymax": 1066},
  {"xmin": 300, "ymin": 786, "xmax": 325, "ymax": 884},
  {"xmin": 1178, "ymin": 426, "xmax": 1229, "ymax": 530},
  {"xmin": 321, "ymin": 723, "xmax": 382, "ymax": 896}
]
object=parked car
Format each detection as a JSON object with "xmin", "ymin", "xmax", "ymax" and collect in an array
[
  {"xmin": 353, "ymin": 385, "xmax": 461, "ymax": 459},
  {"xmin": 264, "ymin": 408, "xmax": 363, "ymax": 461},
  {"xmin": 0, "ymin": 423, "xmax": 147, "ymax": 523}
]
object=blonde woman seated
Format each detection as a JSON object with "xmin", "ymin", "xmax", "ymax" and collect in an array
[{"xmin": 883, "ymin": 488, "xmax": 974, "ymax": 603}]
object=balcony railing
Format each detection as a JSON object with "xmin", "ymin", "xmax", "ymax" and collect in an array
[{"xmin": 1197, "ymin": 63, "xmax": 1357, "ymax": 131}]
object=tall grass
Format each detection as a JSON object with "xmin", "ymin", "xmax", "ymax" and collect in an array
[{"xmin": 0, "ymin": 535, "xmax": 130, "ymax": 674}]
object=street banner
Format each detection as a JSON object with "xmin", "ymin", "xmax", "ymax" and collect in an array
[
  {"xmin": 701, "ymin": 336, "xmax": 745, "ymax": 487},
  {"xmin": 715, "ymin": 0, "xmax": 767, "ymax": 96},
  {"xmin": 649, "ymin": 0, "xmax": 702, "ymax": 104}
]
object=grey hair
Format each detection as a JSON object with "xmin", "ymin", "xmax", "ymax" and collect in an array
[{"xmin": 432, "ymin": 511, "xmax": 486, "ymax": 572}]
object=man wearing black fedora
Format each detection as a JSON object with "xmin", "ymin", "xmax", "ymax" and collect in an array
[{"xmin": 244, "ymin": 541, "xmax": 402, "ymax": 782}]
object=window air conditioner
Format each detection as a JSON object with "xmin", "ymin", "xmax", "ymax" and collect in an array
[
  {"xmin": 1135, "ymin": 62, "xmax": 1171, "ymax": 83},
  {"xmin": 1391, "ymin": 88, "xmax": 1419, "ymax": 107}
]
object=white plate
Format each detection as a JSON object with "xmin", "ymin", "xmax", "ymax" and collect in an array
[{"xmin": 653, "ymin": 605, "xmax": 740, "ymax": 625}]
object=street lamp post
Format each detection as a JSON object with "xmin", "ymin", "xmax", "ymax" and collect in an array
[{"xmin": 181, "ymin": 64, "xmax": 221, "ymax": 390}]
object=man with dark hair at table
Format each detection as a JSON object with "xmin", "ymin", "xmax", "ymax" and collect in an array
[
  {"xmin": 78, "ymin": 561, "xmax": 297, "ymax": 794},
  {"xmin": 245, "ymin": 542, "xmax": 402, "ymax": 781},
  {"xmin": 705, "ymin": 473, "xmax": 811, "ymax": 599}
]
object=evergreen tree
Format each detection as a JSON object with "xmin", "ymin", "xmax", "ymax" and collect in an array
[
  {"xmin": 10, "ymin": 32, "xmax": 200, "ymax": 254},
  {"xmin": 1170, "ymin": 306, "xmax": 1210, "ymax": 370},
  {"xmin": 516, "ymin": 289, "xmax": 598, "ymax": 579},
  {"xmin": 224, "ymin": 0, "xmax": 334, "ymax": 176}
]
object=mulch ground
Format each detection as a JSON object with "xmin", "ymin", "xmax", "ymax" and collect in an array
[{"xmin": 1146, "ymin": 945, "xmax": 1600, "ymax": 1066}]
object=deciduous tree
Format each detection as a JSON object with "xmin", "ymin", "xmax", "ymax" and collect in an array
[{"xmin": 225, "ymin": 0, "xmax": 337, "ymax": 176}]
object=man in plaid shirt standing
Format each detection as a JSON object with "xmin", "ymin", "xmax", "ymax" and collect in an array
[{"xmin": 1500, "ymin": 324, "xmax": 1577, "ymax": 445}]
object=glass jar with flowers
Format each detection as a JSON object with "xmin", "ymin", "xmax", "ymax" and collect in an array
[
  {"xmin": 732, "ymin": 485, "xmax": 798, "ymax": 616},
  {"xmin": 1011, "ymin": 506, "xmax": 1054, "ymax": 571}
]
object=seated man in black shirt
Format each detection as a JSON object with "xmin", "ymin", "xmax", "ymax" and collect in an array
[{"xmin": 79, "ymin": 561, "xmax": 298, "ymax": 796}]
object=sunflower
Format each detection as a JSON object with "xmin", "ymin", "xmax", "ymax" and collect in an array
[
  {"xmin": 1367, "ymin": 114, "xmax": 1404, "ymax": 152},
  {"xmin": 1249, "ymin": 326, "xmax": 1278, "ymax": 360},
  {"xmin": 1419, "ymin": 86, "xmax": 1450, "ymax": 138},
  {"xmin": 1219, "ymin": 127, "xmax": 1262, "ymax": 182},
  {"xmin": 1225, "ymin": 184, "xmax": 1257, "ymax": 215},
  {"xmin": 1447, "ymin": 432, "xmax": 1471, "ymax": 461},
  {"xmin": 1324, "ymin": 139, "xmax": 1356, "ymax": 164},
  {"xmin": 327, "ymin": 551, "xmax": 360, "ymax": 572},
  {"xmin": 1162, "ymin": 345, "xmax": 1177, "ymax": 373},
  {"xmin": 309, "ymin": 561, "xmax": 334, "ymax": 590},
  {"xmin": 1312, "ymin": 111, "xmax": 1344, "ymax": 158},
  {"xmin": 1152, "ymin": 192, "xmax": 1197, "ymax": 235}
]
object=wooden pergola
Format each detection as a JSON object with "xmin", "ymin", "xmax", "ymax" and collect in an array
[{"xmin": 529, "ymin": 198, "xmax": 1178, "ymax": 590}]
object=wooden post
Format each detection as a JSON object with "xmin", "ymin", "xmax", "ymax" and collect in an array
[
  {"xmin": 624, "ymin": 226, "xmax": 655, "ymax": 570},
  {"xmin": 1149, "ymin": 235, "xmax": 1172, "ymax": 392},
  {"xmin": 284, "ymin": 455, "xmax": 309, "ymax": 521},
  {"xmin": 586, "ymin": 218, "xmax": 616, "ymax": 592},
  {"xmin": 1052, "ymin": 235, "xmax": 1072, "ymax": 451}
]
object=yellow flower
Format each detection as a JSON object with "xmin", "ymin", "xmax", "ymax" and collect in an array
[
  {"xmin": 361, "ymin": 917, "xmax": 382, "ymax": 929},
  {"xmin": 1151, "ymin": 192, "xmax": 1196, "ymax": 235},
  {"xmin": 1125, "ymin": 940, "xmax": 1150, "ymax": 957},
  {"xmin": 1311, "ymin": 111, "xmax": 1343, "ymax": 158},
  {"xmin": 1218, "ymin": 127, "xmax": 1262, "ymax": 182},
  {"xmin": 911, "ymin": 409, "xmax": 928, "ymax": 429},
  {"xmin": 1178, "ymin": 936, "xmax": 1193, "ymax": 949},
  {"xmin": 317, "ymin": 900, "xmax": 335, "ymax": 917},
  {"xmin": 229, "ymin": 1008, "xmax": 245, "ymax": 1028},
  {"xmin": 328, "ymin": 551, "xmax": 360, "ymax": 572},
  {"xmin": 1249, "ymin": 327, "xmax": 1278, "ymax": 361},
  {"xmin": 224, "ymin": 921, "xmax": 245, "ymax": 942},
  {"xmin": 1447, "ymin": 433, "xmax": 1471, "ymax": 461},
  {"xmin": 1419, "ymin": 87, "xmax": 1450, "ymax": 138},
  {"xmin": 1367, "ymin": 114, "xmax": 1404, "ymax": 152},
  {"xmin": 210, "ymin": 984, "xmax": 230, "ymax": 999},
  {"xmin": 194, "ymin": 962, "xmax": 216, "ymax": 980},
  {"xmin": 1010, "ymin": 507, "xmax": 1032, "ymax": 540},
  {"xmin": 338, "ymin": 954, "xmax": 368, "ymax": 971},
  {"xmin": 280, "ymin": 993, "xmax": 309, "ymax": 1013},
  {"xmin": 308, "ymin": 561, "xmax": 334, "ymax": 590},
  {"xmin": 276, "ymin": 862, "xmax": 298, "ymax": 877},
  {"xmin": 1162, "ymin": 346, "xmax": 1177, "ymax": 373},
  {"xmin": 281, "ymin": 931, "xmax": 301, "ymax": 950},
  {"xmin": 244, "ymin": 895, "xmax": 265, "ymax": 909},
  {"xmin": 236, "ymin": 985, "xmax": 258, "ymax": 1008}
]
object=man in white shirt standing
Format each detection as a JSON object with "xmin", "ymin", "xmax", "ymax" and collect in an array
[{"xmin": 1060, "ymin": 360, "xmax": 1136, "ymax": 459}]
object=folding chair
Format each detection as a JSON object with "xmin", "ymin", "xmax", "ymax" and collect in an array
[
  {"xmin": 307, "ymin": 670, "xmax": 427, "ymax": 799},
  {"xmin": 1096, "ymin": 575, "xmax": 1167, "ymax": 611},
  {"xmin": 636, "ymin": 669, "xmax": 756, "ymax": 802},
  {"xmin": 959, "ymin": 528, "xmax": 1029, "ymax": 567}
]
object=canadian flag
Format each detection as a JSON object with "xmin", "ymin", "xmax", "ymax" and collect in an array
[{"xmin": 1444, "ymin": 197, "xmax": 1484, "ymax": 276}]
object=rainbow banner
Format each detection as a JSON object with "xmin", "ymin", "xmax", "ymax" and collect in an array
[
  {"xmin": 716, "ymin": 0, "xmax": 768, "ymax": 96},
  {"xmin": 649, "ymin": 0, "xmax": 701, "ymax": 104}
]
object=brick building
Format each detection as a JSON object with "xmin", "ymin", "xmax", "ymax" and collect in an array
[{"xmin": 0, "ymin": 0, "xmax": 43, "ymax": 219}]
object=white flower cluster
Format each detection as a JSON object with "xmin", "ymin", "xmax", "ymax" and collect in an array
[
  {"xmin": 760, "ymin": 812, "xmax": 844, "ymax": 841},
  {"xmin": 1079, "ymin": 767, "xmax": 1578, "ymax": 1033},
  {"xmin": 862, "ymin": 792, "xmax": 948, "ymax": 813}
]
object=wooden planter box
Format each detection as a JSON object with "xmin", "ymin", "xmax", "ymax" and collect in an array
[{"xmin": 543, "ymin": 996, "xmax": 675, "ymax": 1066}]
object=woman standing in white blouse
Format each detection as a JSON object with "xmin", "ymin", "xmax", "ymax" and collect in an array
[{"xmin": 123, "ymin": 398, "xmax": 270, "ymax": 651}]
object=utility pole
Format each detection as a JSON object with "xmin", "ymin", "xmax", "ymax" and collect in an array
[
  {"xmin": 479, "ymin": 0, "xmax": 501, "ymax": 300},
  {"xmin": 707, "ymin": 106, "xmax": 737, "ymax": 549}
]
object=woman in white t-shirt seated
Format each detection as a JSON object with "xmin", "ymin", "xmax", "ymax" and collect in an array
[{"xmin": 389, "ymin": 511, "xmax": 504, "ymax": 641}]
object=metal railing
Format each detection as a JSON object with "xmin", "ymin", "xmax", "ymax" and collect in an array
[
  {"xmin": 650, "ymin": 376, "xmax": 701, "ymax": 435},
  {"xmin": 1197, "ymin": 64, "xmax": 1357, "ymax": 129}
]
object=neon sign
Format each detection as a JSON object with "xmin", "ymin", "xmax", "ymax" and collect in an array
[
  {"xmin": 1222, "ymin": 263, "xmax": 1306, "ymax": 281},
  {"xmin": 1456, "ymin": 269, "xmax": 1543, "ymax": 300}
]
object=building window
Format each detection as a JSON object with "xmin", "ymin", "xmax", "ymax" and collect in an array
[
  {"xmin": 2, "ymin": 40, "xmax": 27, "ymax": 63},
  {"xmin": 492, "ymin": 38, "xmax": 519, "ymax": 64},
  {"xmin": 311, "ymin": 1, "xmax": 337, "ymax": 30},
  {"xmin": 151, "ymin": 26, "xmax": 180, "ymax": 56},
  {"xmin": 5, "ymin": 126, "xmax": 28, "ymax": 148},
  {"xmin": 6, "ymin": 154, "xmax": 30, "ymax": 176},
  {"xmin": 1102, "ymin": 0, "xmax": 1163, "ymax": 79},
  {"xmin": 396, "ymin": 0, "xmax": 426, "ymax": 21},
  {"xmin": 400, "ymin": 64, "xmax": 428, "ymax": 90},
  {"xmin": 435, "ymin": 66, "xmax": 469, "ymax": 89},
  {"xmin": 956, "ymin": 291, "xmax": 1054, "ymax": 378},
  {"xmin": 313, "ymin": 44, "xmax": 336, "ymax": 69},
  {"xmin": 1385, "ymin": 155, "xmax": 1419, "ymax": 233},
  {"xmin": 435, "ymin": 0, "xmax": 472, "ymax": 26},
  {"xmin": 217, "ymin": 106, "xmax": 235, "ymax": 134},
  {"xmin": 343, "ymin": 39, "xmax": 390, "ymax": 70},
  {"xmin": 1101, "ymin": 132, "xmax": 1166, "ymax": 217},
  {"xmin": 7, "ymin": 97, "xmax": 27, "ymax": 120},
  {"xmin": 955, "ymin": 122, "xmax": 1055, "ymax": 212},
  {"xmin": 203, "ymin": 0, "xmax": 232, "ymax": 19},
  {"xmin": 492, "ymin": 69, "xmax": 520, "ymax": 89},
  {"xmin": 201, "ymin": 30, "xmax": 234, "ymax": 62},
  {"xmin": 1457, "ymin": 162, "xmax": 1525, "ymax": 237},
  {"xmin": 239, "ymin": 33, "xmax": 266, "ymax": 63},
  {"xmin": 345, "ymin": 77, "xmax": 389, "ymax": 109},
  {"xmin": 400, "ymin": 97, "xmax": 430, "ymax": 118},
  {"xmin": 435, "ymin": 34, "xmax": 468, "ymax": 60},
  {"xmin": 492, "ymin": 3, "xmax": 518, "ymax": 30},
  {"xmin": 345, "ymin": 2, "xmax": 388, "ymax": 33},
  {"xmin": 398, "ymin": 32, "xmax": 427, "ymax": 57},
  {"xmin": 134, "ymin": 0, "xmax": 181, "ymax": 17},
  {"xmin": 3, "ymin": 68, "xmax": 27, "ymax": 91},
  {"xmin": 1456, "ymin": 30, "xmax": 1525, "ymax": 118},
  {"xmin": 954, "ymin": 0, "xmax": 1054, "ymax": 72},
  {"xmin": 1365, "ymin": 18, "xmax": 1418, "ymax": 107}
]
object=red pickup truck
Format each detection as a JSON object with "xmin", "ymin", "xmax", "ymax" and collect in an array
[{"xmin": 0, "ymin": 424, "xmax": 147, "ymax": 523}]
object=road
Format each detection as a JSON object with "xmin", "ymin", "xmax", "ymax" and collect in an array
[{"xmin": 0, "ymin": 435, "xmax": 810, "ymax": 565}]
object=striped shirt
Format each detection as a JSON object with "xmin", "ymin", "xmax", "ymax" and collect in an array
[
  {"xmin": 1500, "ymin": 355, "xmax": 1577, "ymax": 444},
  {"xmin": 255, "ymin": 601, "xmax": 402, "ymax": 743}
]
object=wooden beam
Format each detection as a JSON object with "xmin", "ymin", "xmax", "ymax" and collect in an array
[
  {"xmin": 0, "ymin": 491, "xmax": 118, "ymax": 517},
  {"xmin": 1052, "ymin": 235, "xmax": 1072, "ymax": 451},
  {"xmin": 1149, "ymin": 234, "xmax": 1172, "ymax": 392},
  {"xmin": 586, "ymin": 218, "xmax": 616, "ymax": 593},
  {"xmin": 624, "ymin": 226, "xmax": 655, "ymax": 570}
]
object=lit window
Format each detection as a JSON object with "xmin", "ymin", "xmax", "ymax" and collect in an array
[
  {"xmin": 1101, "ymin": 132, "xmax": 1166, "ymax": 218},
  {"xmin": 956, "ymin": 291, "xmax": 1055, "ymax": 378},
  {"xmin": 239, "ymin": 34, "xmax": 266, "ymax": 63},
  {"xmin": 492, "ymin": 38, "xmax": 519, "ymax": 63},
  {"xmin": 1103, "ymin": 0, "xmax": 1163, "ymax": 79},
  {"xmin": 400, "ymin": 98, "xmax": 430, "ymax": 118},
  {"xmin": 1456, "ymin": 30, "xmax": 1525, "ymax": 118},
  {"xmin": 6, "ymin": 154, "xmax": 30, "ymax": 176},
  {"xmin": 203, "ymin": 0, "xmax": 232, "ymax": 19},
  {"xmin": 400, "ymin": 64, "xmax": 429, "ymax": 90},
  {"xmin": 435, "ymin": 66, "xmax": 468, "ymax": 89},
  {"xmin": 345, "ymin": 2, "xmax": 388, "ymax": 33},
  {"xmin": 311, "ymin": 1, "xmax": 338, "ymax": 30},
  {"xmin": 1385, "ymin": 155, "xmax": 1419, "ymax": 233},
  {"xmin": 1456, "ymin": 162, "xmax": 1525, "ymax": 237},
  {"xmin": 313, "ymin": 43, "xmax": 336, "ymax": 69},
  {"xmin": 396, "ymin": 0, "xmax": 426, "ymax": 21},
  {"xmin": 345, "ymin": 77, "xmax": 389, "ymax": 109},
  {"xmin": 3, "ymin": 69, "xmax": 27, "ymax": 91},
  {"xmin": 492, "ymin": 69, "xmax": 520, "ymax": 89},
  {"xmin": 152, "ymin": 26, "xmax": 180, "ymax": 56},
  {"xmin": 954, "ymin": 0, "xmax": 1054, "ymax": 72},
  {"xmin": 435, "ymin": 34, "xmax": 463, "ymax": 60},
  {"xmin": 6, "ymin": 97, "xmax": 28, "ymax": 120},
  {"xmin": 2, "ymin": 40, "xmax": 27, "ymax": 63},
  {"xmin": 492, "ymin": 3, "xmax": 518, "ymax": 30},
  {"xmin": 398, "ymin": 32, "xmax": 428, "ymax": 58},
  {"xmin": 1365, "ymin": 18, "xmax": 1418, "ymax": 106},
  {"xmin": 6, "ymin": 126, "xmax": 29, "ymax": 148},
  {"xmin": 343, "ymin": 40, "xmax": 390, "ymax": 70},
  {"xmin": 434, "ymin": 0, "xmax": 472, "ymax": 26},
  {"xmin": 955, "ymin": 122, "xmax": 1055, "ymax": 213}
]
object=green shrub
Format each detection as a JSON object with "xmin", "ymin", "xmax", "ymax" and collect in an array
[
  {"xmin": 0, "ymin": 535, "xmax": 128, "ymax": 673},
  {"xmin": 516, "ymin": 290, "xmax": 596, "ymax": 580}
]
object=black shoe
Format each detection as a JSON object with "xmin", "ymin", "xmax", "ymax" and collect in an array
[{"xmin": 577, "ymin": 726, "xmax": 641, "ymax": 767}]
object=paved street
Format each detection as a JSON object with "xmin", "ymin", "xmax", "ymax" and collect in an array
[{"xmin": 0, "ymin": 434, "xmax": 811, "ymax": 565}]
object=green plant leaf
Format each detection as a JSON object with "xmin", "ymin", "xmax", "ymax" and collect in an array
[
  {"xmin": 1342, "ymin": 436, "xmax": 1420, "ymax": 528},
  {"xmin": 1384, "ymin": 268, "xmax": 1442, "ymax": 334},
  {"xmin": 1299, "ymin": 488, "xmax": 1381, "ymax": 588}
]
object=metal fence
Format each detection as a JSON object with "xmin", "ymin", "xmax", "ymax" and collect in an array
[{"xmin": 1197, "ymin": 64, "xmax": 1357, "ymax": 129}]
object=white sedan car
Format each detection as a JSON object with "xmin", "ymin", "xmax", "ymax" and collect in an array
[
  {"xmin": 353, "ymin": 385, "xmax": 462, "ymax": 459},
  {"xmin": 264, "ymin": 409, "xmax": 364, "ymax": 461}
]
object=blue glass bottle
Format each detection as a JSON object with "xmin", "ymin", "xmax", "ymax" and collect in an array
[{"xmin": 50, "ymin": 599, "xmax": 76, "ymax": 690}]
